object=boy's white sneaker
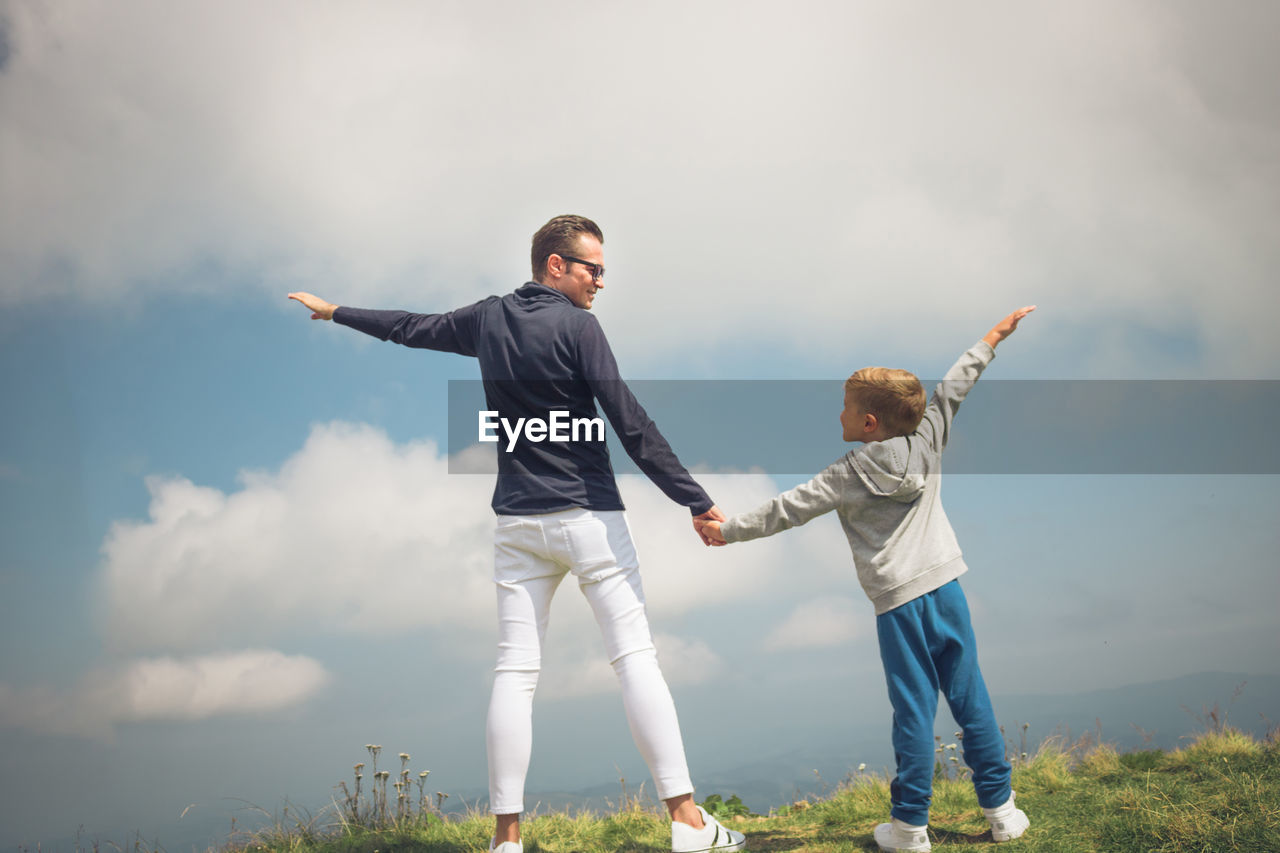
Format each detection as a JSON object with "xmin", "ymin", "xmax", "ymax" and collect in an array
[
  {"xmin": 488, "ymin": 839, "xmax": 522, "ymax": 853},
  {"xmin": 671, "ymin": 805, "xmax": 746, "ymax": 852},
  {"xmin": 873, "ymin": 818, "xmax": 931, "ymax": 852},
  {"xmin": 983, "ymin": 791, "xmax": 1030, "ymax": 842}
]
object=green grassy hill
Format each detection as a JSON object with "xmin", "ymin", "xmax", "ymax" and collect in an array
[{"xmin": 228, "ymin": 728, "xmax": 1278, "ymax": 853}]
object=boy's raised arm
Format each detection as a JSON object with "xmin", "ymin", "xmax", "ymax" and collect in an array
[
  {"xmin": 982, "ymin": 305, "xmax": 1036, "ymax": 348},
  {"xmin": 917, "ymin": 305, "xmax": 1037, "ymax": 453}
]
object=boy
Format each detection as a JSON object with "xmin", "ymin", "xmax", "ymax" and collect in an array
[{"xmin": 700, "ymin": 306, "xmax": 1036, "ymax": 852}]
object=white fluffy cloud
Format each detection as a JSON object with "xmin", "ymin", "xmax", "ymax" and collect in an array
[
  {"xmin": 762, "ymin": 596, "xmax": 865, "ymax": 651},
  {"xmin": 2, "ymin": 2, "xmax": 1278, "ymax": 373},
  {"xmin": 0, "ymin": 650, "xmax": 329, "ymax": 739},
  {"xmin": 98, "ymin": 421, "xmax": 840, "ymax": 656},
  {"xmin": 99, "ymin": 423, "xmax": 498, "ymax": 652},
  {"xmin": 123, "ymin": 651, "xmax": 329, "ymax": 720}
]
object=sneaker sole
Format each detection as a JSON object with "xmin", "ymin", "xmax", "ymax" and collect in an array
[
  {"xmin": 674, "ymin": 824, "xmax": 746, "ymax": 853},
  {"xmin": 873, "ymin": 825, "xmax": 931, "ymax": 852},
  {"xmin": 675, "ymin": 841, "xmax": 745, "ymax": 853}
]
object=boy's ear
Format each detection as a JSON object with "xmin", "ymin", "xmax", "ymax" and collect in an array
[{"xmin": 863, "ymin": 412, "xmax": 880, "ymax": 434}]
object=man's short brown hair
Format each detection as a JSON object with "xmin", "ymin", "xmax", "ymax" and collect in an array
[
  {"xmin": 845, "ymin": 368, "xmax": 927, "ymax": 438},
  {"xmin": 531, "ymin": 215, "xmax": 604, "ymax": 281}
]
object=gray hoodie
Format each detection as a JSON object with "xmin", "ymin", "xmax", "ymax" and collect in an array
[{"xmin": 721, "ymin": 341, "xmax": 996, "ymax": 615}]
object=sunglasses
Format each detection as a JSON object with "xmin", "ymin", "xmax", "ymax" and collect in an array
[{"xmin": 559, "ymin": 255, "xmax": 605, "ymax": 283}]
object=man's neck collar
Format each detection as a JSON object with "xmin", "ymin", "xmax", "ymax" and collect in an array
[{"xmin": 523, "ymin": 280, "xmax": 572, "ymax": 303}]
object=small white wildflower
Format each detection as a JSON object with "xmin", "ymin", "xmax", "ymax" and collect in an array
[{"xmin": 858, "ymin": 763, "xmax": 866, "ymax": 772}]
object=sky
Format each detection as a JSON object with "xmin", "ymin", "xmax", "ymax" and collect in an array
[{"xmin": 1, "ymin": 0, "xmax": 1279, "ymax": 849}]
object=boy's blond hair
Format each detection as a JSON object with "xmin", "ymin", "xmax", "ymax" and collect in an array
[{"xmin": 845, "ymin": 368, "xmax": 927, "ymax": 438}]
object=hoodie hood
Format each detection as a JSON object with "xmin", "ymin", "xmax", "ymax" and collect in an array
[
  {"xmin": 515, "ymin": 280, "xmax": 574, "ymax": 305},
  {"xmin": 849, "ymin": 437, "xmax": 926, "ymax": 503}
]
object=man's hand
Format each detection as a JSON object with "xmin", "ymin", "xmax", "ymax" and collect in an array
[
  {"xmin": 692, "ymin": 505, "xmax": 727, "ymax": 547},
  {"xmin": 982, "ymin": 305, "xmax": 1037, "ymax": 348},
  {"xmin": 698, "ymin": 519, "xmax": 727, "ymax": 545},
  {"xmin": 288, "ymin": 292, "xmax": 339, "ymax": 321}
]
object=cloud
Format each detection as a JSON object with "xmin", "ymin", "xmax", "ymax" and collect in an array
[
  {"xmin": 762, "ymin": 596, "xmax": 864, "ymax": 651},
  {"xmin": 0, "ymin": 650, "xmax": 329, "ymax": 739},
  {"xmin": 2, "ymin": 2, "xmax": 1277, "ymax": 374},
  {"xmin": 99, "ymin": 423, "xmax": 498, "ymax": 652},
  {"xmin": 98, "ymin": 421, "xmax": 842, "ymax": 655},
  {"xmin": 123, "ymin": 650, "xmax": 330, "ymax": 720}
]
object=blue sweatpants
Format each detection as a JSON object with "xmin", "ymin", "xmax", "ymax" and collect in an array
[{"xmin": 876, "ymin": 580, "xmax": 1011, "ymax": 826}]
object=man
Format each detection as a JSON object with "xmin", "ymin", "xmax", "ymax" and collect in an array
[{"xmin": 288, "ymin": 215, "xmax": 745, "ymax": 853}]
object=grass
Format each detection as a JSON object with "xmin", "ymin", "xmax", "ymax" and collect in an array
[{"xmin": 227, "ymin": 727, "xmax": 1280, "ymax": 853}]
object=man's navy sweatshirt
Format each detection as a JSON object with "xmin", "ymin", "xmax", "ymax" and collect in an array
[{"xmin": 333, "ymin": 282, "xmax": 713, "ymax": 517}]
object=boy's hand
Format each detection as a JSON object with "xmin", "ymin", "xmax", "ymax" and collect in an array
[
  {"xmin": 288, "ymin": 292, "xmax": 339, "ymax": 321},
  {"xmin": 982, "ymin": 305, "xmax": 1036, "ymax": 348},
  {"xmin": 697, "ymin": 519, "xmax": 727, "ymax": 546}
]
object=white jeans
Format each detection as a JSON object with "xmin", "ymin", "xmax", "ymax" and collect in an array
[{"xmin": 486, "ymin": 508, "xmax": 694, "ymax": 814}]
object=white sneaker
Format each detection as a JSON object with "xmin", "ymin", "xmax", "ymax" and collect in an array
[
  {"xmin": 983, "ymin": 791, "xmax": 1030, "ymax": 842},
  {"xmin": 873, "ymin": 818, "xmax": 931, "ymax": 852},
  {"xmin": 671, "ymin": 805, "xmax": 746, "ymax": 852},
  {"xmin": 488, "ymin": 839, "xmax": 521, "ymax": 853}
]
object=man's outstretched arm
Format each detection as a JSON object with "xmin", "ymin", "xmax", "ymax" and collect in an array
[{"xmin": 288, "ymin": 292, "xmax": 481, "ymax": 355}]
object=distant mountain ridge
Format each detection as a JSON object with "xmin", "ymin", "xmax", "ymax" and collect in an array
[{"xmin": 993, "ymin": 670, "xmax": 1279, "ymax": 750}]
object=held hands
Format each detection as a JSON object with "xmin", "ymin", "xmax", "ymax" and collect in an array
[
  {"xmin": 692, "ymin": 505, "xmax": 729, "ymax": 547},
  {"xmin": 697, "ymin": 519, "xmax": 727, "ymax": 546},
  {"xmin": 287, "ymin": 292, "xmax": 339, "ymax": 321},
  {"xmin": 982, "ymin": 305, "xmax": 1037, "ymax": 348}
]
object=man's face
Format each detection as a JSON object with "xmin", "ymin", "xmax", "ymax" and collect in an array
[{"xmin": 550, "ymin": 235, "xmax": 605, "ymax": 310}]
